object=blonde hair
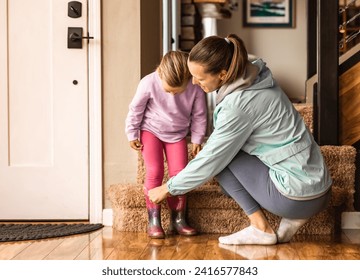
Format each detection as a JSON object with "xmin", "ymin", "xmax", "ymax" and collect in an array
[
  {"xmin": 157, "ymin": 51, "xmax": 192, "ymax": 87},
  {"xmin": 189, "ymin": 34, "xmax": 248, "ymax": 86}
]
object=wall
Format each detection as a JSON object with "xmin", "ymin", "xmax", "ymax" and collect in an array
[
  {"xmin": 102, "ymin": 0, "xmax": 161, "ymax": 209},
  {"xmin": 140, "ymin": 0, "xmax": 162, "ymax": 77},
  {"xmin": 102, "ymin": 0, "xmax": 140, "ymax": 209},
  {"xmin": 217, "ymin": 0, "xmax": 307, "ymax": 102}
]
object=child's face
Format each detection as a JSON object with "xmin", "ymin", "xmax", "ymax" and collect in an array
[{"xmin": 162, "ymin": 80, "xmax": 187, "ymax": 96}]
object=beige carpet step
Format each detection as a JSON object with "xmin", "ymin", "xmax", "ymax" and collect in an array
[{"xmin": 108, "ymin": 182, "xmax": 338, "ymax": 235}]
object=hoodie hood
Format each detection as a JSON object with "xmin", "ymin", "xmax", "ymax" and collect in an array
[{"xmin": 216, "ymin": 59, "xmax": 274, "ymax": 105}]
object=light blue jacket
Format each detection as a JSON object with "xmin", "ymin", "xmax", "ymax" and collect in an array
[{"xmin": 167, "ymin": 59, "xmax": 332, "ymax": 200}]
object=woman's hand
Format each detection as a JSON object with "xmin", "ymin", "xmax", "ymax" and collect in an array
[
  {"xmin": 148, "ymin": 183, "xmax": 170, "ymax": 204},
  {"xmin": 129, "ymin": 139, "xmax": 143, "ymax": 151},
  {"xmin": 191, "ymin": 143, "xmax": 202, "ymax": 157}
]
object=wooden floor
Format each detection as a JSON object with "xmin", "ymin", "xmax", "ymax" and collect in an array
[{"xmin": 1, "ymin": 226, "xmax": 360, "ymax": 260}]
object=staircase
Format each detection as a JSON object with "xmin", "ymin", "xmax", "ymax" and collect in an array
[
  {"xmin": 339, "ymin": 43, "xmax": 360, "ymax": 146},
  {"xmin": 306, "ymin": 0, "xmax": 360, "ymax": 209}
]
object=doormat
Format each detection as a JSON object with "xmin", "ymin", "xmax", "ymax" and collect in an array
[{"xmin": 0, "ymin": 223, "xmax": 104, "ymax": 242}]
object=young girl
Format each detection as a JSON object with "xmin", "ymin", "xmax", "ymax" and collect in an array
[{"xmin": 125, "ymin": 51, "xmax": 207, "ymax": 239}]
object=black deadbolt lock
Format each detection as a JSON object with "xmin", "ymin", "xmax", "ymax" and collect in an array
[{"xmin": 68, "ymin": 1, "xmax": 82, "ymax": 18}]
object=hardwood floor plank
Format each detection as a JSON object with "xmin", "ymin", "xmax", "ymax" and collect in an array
[
  {"xmin": 44, "ymin": 236, "xmax": 90, "ymax": 260},
  {"xmin": 107, "ymin": 248, "xmax": 143, "ymax": 260},
  {"xmin": 203, "ymin": 235, "xmax": 245, "ymax": 260},
  {"xmin": 107, "ymin": 232, "xmax": 150, "ymax": 260},
  {"xmin": 171, "ymin": 242, "xmax": 206, "ymax": 260},
  {"xmin": 44, "ymin": 230, "xmax": 103, "ymax": 260},
  {"xmin": 329, "ymin": 243, "xmax": 360, "ymax": 260},
  {"xmin": 12, "ymin": 239, "xmax": 63, "ymax": 260},
  {"xmin": 209, "ymin": 243, "xmax": 246, "ymax": 260},
  {"xmin": 293, "ymin": 240, "xmax": 343, "ymax": 260},
  {"xmin": 139, "ymin": 236, "xmax": 179, "ymax": 260},
  {"xmin": 0, "ymin": 242, "xmax": 32, "ymax": 260},
  {"xmin": 266, "ymin": 244, "xmax": 300, "ymax": 260},
  {"xmin": 75, "ymin": 228, "xmax": 118, "ymax": 260},
  {"xmin": 216, "ymin": 244, "xmax": 269, "ymax": 260},
  {"xmin": 76, "ymin": 246, "xmax": 114, "ymax": 260},
  {"xmin": 101, "ymin": 227, "xmax": 128, "ymax": 248},
  {"xmin": 113, "ymin": 231, "xmax": 150, "ymax": 249},
  {"xmin": 169, "ymin": 235, "xmax": 209, "ymax": 260}
]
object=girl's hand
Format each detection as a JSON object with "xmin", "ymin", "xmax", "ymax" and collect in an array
[
  {"xmin": 148, "ymin": 184, "xmax": 170, "ymax": 204},
  {"xmin": 129, "ymin": 139, "xmax": 143, "ymax": 151},
  {"xmin": 191, "ymin": 143, "xmax": 202, "ymax": 157}
]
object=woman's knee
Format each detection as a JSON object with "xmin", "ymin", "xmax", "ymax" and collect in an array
[{"xmin": 215, "ymin": 167, "xmax": 239, "ymax": 197}]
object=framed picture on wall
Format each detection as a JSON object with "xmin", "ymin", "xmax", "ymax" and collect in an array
[{"xmin": 243, "ymin": 0, "xmax": 295, "ymax": 28}]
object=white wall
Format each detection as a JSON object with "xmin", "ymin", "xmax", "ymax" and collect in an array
[
  {"xmin": 217, "ymin": 0, "xmax": 307, "ymax": 102},
  {"xmin": 102, "ymin": 1, "xmax": 141, "ymax": 208},
  {"xmin": 102, "ymin": 0, "xmax": 162, "ymax": 209}
]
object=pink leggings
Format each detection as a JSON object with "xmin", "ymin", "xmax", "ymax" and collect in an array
[{"xmin": 140, "ymin": 130, "xmax": 188, "ymax": 193}]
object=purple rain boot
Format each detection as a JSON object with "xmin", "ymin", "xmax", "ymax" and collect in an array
[
  {"xmin": 167, "ymin": 195, "xmax": 197, "ymax": 236},
  {"xmin": 145, "ymin": 195, "xmax": 165, "ymax": 239}
]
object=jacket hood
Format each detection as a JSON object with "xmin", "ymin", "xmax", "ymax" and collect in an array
[{"xmin": 216, "ymin": 59, "xmax": 274, "ymax": 105}]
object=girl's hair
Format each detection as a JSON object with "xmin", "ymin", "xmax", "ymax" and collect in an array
[
  {"xmin": 157, "ymin": 51, "xmax": 192, "ymax": 87},
  {"xmin": 189, "ymin": 34, "xmax": 248, "ymax": 86}
]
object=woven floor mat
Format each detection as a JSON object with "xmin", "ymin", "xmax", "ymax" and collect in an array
[{"xmin": 0, "ymin": 223, "xmax": 104, "ymax": 242}]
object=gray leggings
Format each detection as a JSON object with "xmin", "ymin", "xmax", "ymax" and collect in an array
[{"xmin": 216, "ymin": 151, "xmax": 331, "ymax": 219}]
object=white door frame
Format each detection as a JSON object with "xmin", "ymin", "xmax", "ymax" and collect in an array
[{"xmin": 88, "ymin": 0, "xmax": 102, "ymax": 223}]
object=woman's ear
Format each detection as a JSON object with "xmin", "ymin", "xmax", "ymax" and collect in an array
[{"xmin": 219, "ymin": 70, "xmax": 227, "ymax": 81}]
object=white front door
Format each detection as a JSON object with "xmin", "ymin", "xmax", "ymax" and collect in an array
[{"xmin": 0, "ymin": 0, "xmax": 90, "ymax": 220}]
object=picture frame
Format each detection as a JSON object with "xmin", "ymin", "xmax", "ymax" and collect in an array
[{"xmin": 243, "ymin": 0, "xmax": 295, "ymax": 28}]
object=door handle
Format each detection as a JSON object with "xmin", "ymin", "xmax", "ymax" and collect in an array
[
  {"xmin": 70, "ymin": 32, "xmax": 94, "ymax": 41},
  {"xmin": 67, "ymin": 27, "xmax": 94, "ymax": 49}
]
